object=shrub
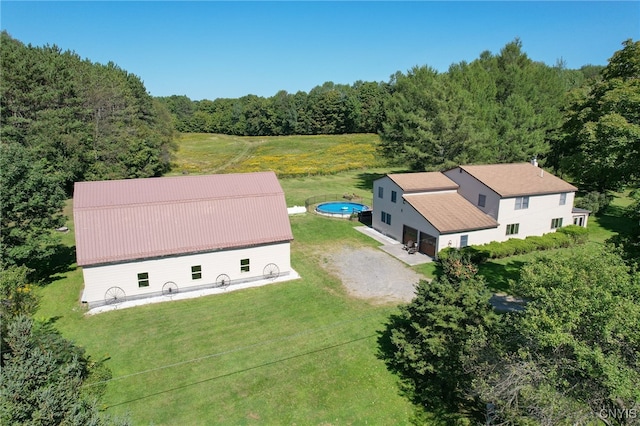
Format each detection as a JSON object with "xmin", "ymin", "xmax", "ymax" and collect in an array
[
  {"xmin": 443, "ymin": 227, "xmax": 588, "ymax": 261},
  {"xmin": 576, "ymin": 191, "xmax": 612, "ymax": 215},
  {"xmin": 557, "ymin": 225, "xmax": 589, "ymax": 244},
  {"xmin": 544, "ymin": 232, "xmax": 572, "ymax": 248},
  {"xmin": 524, "ymin": 235, "xmax": 546, "ymax": 250}
]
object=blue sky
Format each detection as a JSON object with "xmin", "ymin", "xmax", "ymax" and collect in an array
[{"xmin": 1, "ymin": 1, "xmax": 639, "ymax": 100}]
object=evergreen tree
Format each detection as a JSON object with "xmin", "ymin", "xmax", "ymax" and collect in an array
[
  {"xmin": 379, "ymin": 40, "xmax": 565, "ymax": 170},
  {"xmin": 381, "ymin": 251, "xmax": 496, "ymax": 411},
  {"xmin": 0, "ymin": 316, "xmax": 129, "ymax": 425},
  {"xmin": 0, "ymin": 143, "xmax": 66, "ymax": 270}
]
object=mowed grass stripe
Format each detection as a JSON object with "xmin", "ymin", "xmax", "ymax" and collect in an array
[{"xmin": 38, "ymin": 212, "xmax": 414, "ymax": 424}]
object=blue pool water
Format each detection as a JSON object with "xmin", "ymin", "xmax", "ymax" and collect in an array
[{"xmin": 316, "ymin": 201, "xmax": 370, "ymax": 215}]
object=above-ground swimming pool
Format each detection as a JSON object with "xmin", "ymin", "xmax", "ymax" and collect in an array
[{"xmin": 316, "ymin": 201, "xmax": 370, "ymax": 217}]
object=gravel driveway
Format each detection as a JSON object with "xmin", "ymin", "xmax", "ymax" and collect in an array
[{"xmin": 325, "ymin": 246, "xmax": 425, "ymax": 304}]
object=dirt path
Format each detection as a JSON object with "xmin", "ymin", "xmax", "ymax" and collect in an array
[{"xmin": 325, "ymin": 246, "xmax": 425, "ymax": 304}]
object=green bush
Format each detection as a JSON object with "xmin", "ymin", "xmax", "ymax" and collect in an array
[
  {"xmin": 576, "ymin": 191, "xmax": 612, "ymax": 215},
  {"xmin": 544, "ymin": 232, "xmax": 572, "ymax": 248},
  {"xmin": 440, "ymin": 226, "xmax": 589, "ymax": 262},
  {"xmin": 524, "ymin": 235, "xmax": 545, "ymax": 250},
  {"xmin": 557, "ymin": 224, "xmax": 589, "ymax": 244}
]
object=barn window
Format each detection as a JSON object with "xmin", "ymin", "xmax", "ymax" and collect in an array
[
  {"xmin": 240, "ymin": 258, "xmax": 250, "ymax": 272},
  {"xmin": 137, "ymin": 272, "xmax": 149, "ymax": 287},
  {"xmin": 191, "ymin": 265, "xmax": 202, "ymax": 280}
]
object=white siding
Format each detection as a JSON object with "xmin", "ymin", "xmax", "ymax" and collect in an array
[
  {"xmin": 438, "ymin": 228, "xmax": 500, "ymax": 252},
  {"xmin": 496, "ymin": 192, "xmax": 576, "ymax": 240},
  {"xmin": 81, "ymin": 243, "xmax": 291, "ymax": 307},
  {"xmin": 444, "ymin": 167, "xmax": 501, "ymax": 219},
  {"xmin": 372, "ymin": 177, "xmax": 405, "ymax": 241}
]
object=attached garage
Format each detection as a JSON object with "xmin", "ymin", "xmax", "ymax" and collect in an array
[{"xmin": 418, "ymin": 234, "xmax": 437, "ymax": 257}]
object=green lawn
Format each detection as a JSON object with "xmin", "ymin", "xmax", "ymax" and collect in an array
[{"xmin": 36, "ymin": 214, "xmax": 415, "ymax": 425}]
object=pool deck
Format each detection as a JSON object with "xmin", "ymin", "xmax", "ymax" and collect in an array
[{"xmin": 354, "ymin": 226, "xmax": 433, "ymax": 266}]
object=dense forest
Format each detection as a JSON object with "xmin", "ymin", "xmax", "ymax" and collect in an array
[
  {"xmin": 0, "ymin": 31, "xmax": 175, "ymax": 193},
  {"xmin": 1, "ymin": 30, "xmax": 639, "ymax": 424}
]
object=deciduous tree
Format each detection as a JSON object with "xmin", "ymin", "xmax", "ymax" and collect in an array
[{"xmin": 554, "ymin": 39, "xmax": 640, "ymax": 191}]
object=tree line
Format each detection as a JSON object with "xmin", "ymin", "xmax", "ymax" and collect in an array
[
  {"xmin": 158, "ymin": 38, "xmax": 640, "ymax": 194},
  {"xmin": 157, "ymin": 80, "xmax": 390, "ymax": 136}
]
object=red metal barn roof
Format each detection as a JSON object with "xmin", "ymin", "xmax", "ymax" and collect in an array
[{"xmin": 73, "ymin": 172, "xmax": 293, "ymax": 266}]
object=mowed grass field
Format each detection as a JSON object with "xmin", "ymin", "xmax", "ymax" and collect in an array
[{"xmin": 35, "ymin": 135, "xmax": 421, "ymax": 424}]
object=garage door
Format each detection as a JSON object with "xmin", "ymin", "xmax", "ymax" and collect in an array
[
  {"xmin": 403, "ymin": 225, "xmax": 418, "ymax": 246},
  {"xmin": 419, "ymin": 234, "xmax": 437, "ymax": 257}
]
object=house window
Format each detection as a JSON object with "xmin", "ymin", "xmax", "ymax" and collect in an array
[
  {"xmin": 191, "ymin": 265, "xmax": 202, "ymax": 280},
  {"xmin": 240, "ymin": 258, "xmax": 250, "ymax": 273},
  {"xmin": 478, "ymin": 194, "xmax": 486, "ymax": 208},
  {"xmin": 559, "ymin": 193, "xmax": 567, "ymax": 205},
  {"xmin": 378, "ymin": 186, "xmax": 384, "ymax": 199},
  {"xmin": 391, "ymin": 190, "xmax": 397, "ymax": 203},
  {"xmin": 460, "ymin": 235, "xmax": 469, "ymax": 247},
  {"xmin": 551, "ymin": 218, "xmax": 563, "ymax": 229},
  {"xmin": 137, "ymin": 272, "xmax": 149, "ymax": 287},
  {"xmin": 515, "ymin": 196, "xmax": 529, "ymax": 210},
  {"xmin": 506, "ymin": 223, "xmax": 520, "ymax": 235},
  {"xmin": 380, "ymin": 211, "xmax": 391, "ymax": 225}
]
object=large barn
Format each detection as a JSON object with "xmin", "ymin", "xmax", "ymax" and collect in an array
[{"xmin": 73, "ymin": 171, "xmax": 294, "ymax": 308}]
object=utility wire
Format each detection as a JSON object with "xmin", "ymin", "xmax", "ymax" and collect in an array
[{"xmin": 84, "ymin": 311, "xmax": 383, "ymax": 387}]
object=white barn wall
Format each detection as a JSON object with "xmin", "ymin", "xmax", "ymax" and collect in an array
[{"xmin": 81, "ymin": 242, "xmax": 290, "ymax": 307}]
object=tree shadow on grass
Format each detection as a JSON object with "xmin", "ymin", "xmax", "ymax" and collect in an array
[
  {"xmin": 354, "ymin": 170, "xmax": 413, "ymax": 192},
  {"xmin": 595, "ymin": 204, "xmax": 635, "ymax": 237},
  {"xmin": 477, "ymin": 259, "xmax": 526, "ymax": 293},
  {"xmin": 31, "ymin": 244, "xmax": 77, "ymax": 285}
]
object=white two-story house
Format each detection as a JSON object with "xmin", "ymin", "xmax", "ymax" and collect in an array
[{"xmin": 373, "ymin": 162, "xmax": 589, "ymax": 257}]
